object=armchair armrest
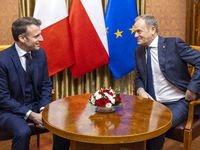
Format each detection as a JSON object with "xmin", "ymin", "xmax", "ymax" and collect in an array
[{"xmin": 185, "ymin": 99, "xmax": 200, "ymax": 130}]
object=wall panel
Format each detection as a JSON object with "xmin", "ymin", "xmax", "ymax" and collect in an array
[
  {"xmin": 146, "ymin": 0, "xmax": 186, "ymax": 41},
  {"xmin": 0, "ymin": 0, "xmax": 19, "ymax": 44}
]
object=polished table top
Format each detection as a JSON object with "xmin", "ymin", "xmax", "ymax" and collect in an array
[{"xmin": 42, "ymin": 94, "xmax": 172, "ymax": 144}]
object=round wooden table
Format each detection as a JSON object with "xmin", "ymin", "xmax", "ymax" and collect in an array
[{"xmin": 42, "ymin": 94, "xmax": 172, "ymax": 150}]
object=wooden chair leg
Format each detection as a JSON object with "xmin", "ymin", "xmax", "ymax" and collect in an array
[
  {"xmin": 37, "ymin": 134, "xmax": 40, "ymax": 148},
  {"xmin": 184, "ymin": 130, "xmax": 192, "ymax": 150}
]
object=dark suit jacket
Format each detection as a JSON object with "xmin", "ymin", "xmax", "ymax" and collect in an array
[
  {"xmin": 0, "ymin": 44, "xmax": 52, "ymax": 129},
  {"xmin": 134, "ymin": 36, "xmax": 200, "ymax": 96}
]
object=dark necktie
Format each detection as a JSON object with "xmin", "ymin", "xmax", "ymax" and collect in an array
[
  {"xmin": 25, "ymin": 53, "xmax": 34, "ymax": 79},
  {"xmin": 146, "ymin": 47, "xmax": 156, "ymax": 100}
]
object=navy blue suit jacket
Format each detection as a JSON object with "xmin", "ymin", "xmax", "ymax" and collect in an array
[
  {"xmin": 0, "ymin": 44, "xmax": 52, "ymax": 129},
  {"xmin": 134, "ymin": 36, "xmax": 200, "ymax": 96}
]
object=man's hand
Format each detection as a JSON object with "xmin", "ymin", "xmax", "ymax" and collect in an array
[
  {"xmin": 185, "ymin": 89, "xmax": 196, "ymax": 101},
  {"xmin": 28, "ymin": 112, "xmax": 45, "ymax": 129},
  {"xmin": 137, "ymin": 88, "xmax": 154, "ymax": 100}
]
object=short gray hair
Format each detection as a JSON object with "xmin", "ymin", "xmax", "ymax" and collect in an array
[{"xmin": 135, "ymin": 14, "xmax": 158, "ymax": 33}]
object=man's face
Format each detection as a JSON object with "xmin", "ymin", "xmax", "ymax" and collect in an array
[
  {"xmin": 23, "ymin": 24, "xmax": 43, "ymax": 52},
  {"xmin": 134, "ymin": 18, "xmax": 156, "ymax": 47}
]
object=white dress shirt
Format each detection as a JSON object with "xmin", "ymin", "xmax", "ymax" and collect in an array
[{"xmin": 15, "ymin": 43, "xmax": 31, "ymax": 71}]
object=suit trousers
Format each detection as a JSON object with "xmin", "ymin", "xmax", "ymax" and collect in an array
[
  {"xmin": 4, "ymin": 114, "xmax": 31, "ymax": 150},
  {"xmin": 3, "ymin": 105, "xmax": 40, "ymax": 150},
  {"xmin": 4, "ymin": 114, "xmax": 70, "ymax": 150},
  {"xmin": 194, "ymin": 94, "xmax": 200, "ymax": 115},
  {"xmin": 147, "ymin": 98, "xmax": 189, "ymax": 150}
]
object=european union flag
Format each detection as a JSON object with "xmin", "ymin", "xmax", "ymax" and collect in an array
[{"xmin": 105, "ymin": 0, "xmax": 138, "ymax": 80}]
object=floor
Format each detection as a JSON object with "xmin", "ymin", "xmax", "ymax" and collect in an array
[{"xmin": 0, "ymin": 132, "xmax": 200, "ymax": 150}]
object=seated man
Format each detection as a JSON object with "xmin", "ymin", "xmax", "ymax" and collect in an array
[
  {"xmin": 133, "ymin": 14, "xmax": 200, "ymax": 150},
  {"xmin": 0, "ymin": 17, "xmax": 70, "ymax": 150}
]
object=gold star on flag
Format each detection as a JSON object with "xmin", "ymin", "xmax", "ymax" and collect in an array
[
  {"xmin": 114, "ymin": 29, "xmax": 123, "ymax": 38},
  {"xmin": 106, "ymin": 27, "xmax": 109, "ymax": 33},
  {"xmin": 129, "ymin": 25, "xmax": 135, "ymax": 34}
]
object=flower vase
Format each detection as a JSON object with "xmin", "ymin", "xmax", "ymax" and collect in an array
[{"xmin": 96, "ymin": 106, "xmax": 116, "ymax": 113}]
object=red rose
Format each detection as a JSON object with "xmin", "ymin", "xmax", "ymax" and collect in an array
[
  {"xmin": 103, "ymin": 89, "xmax": 110, "ymax": 93},
  {"xmin": 95, "ymin": 98, "xmax": 110, "ymax": 107},
  {"xmin": 103, "ymin": 89, "xmax": 113, "ymax": 96},
  {"xmin": 108, "ymin": 92, "xmax": 113, "ymax": 96},
  {"xmin": 115, "ymin": 94, "xmax": 122, "ymax": 102},
  {"xmin": 106, "ymin": 99, "xmax": 111, "ymax": 103},
  {"xmin": 98, "ymin": 89, "xmax": 103, "ymax": 94}
]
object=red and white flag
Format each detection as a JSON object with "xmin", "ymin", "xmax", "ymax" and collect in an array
[
  {"xmin": 33, "ymin": 0, "xmax": 75, "ymax": 76},
  {"xmin": 69, "ymin": 0, "xmax": 109, "ymax": 79}
]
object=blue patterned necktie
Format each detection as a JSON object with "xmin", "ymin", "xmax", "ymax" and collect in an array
[
  {"xmin": 146, "ymin": 47, "xmax": 156, "ymax": 100},
  {"xmin": 25, "ymin": 53, "xmax": 34, "ymax": 79}
]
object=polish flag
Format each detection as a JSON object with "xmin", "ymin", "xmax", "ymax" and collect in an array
[
  {"xmin": 69, "ymin": 0, "xmax": 109, "ymax": 79},
  {"xmin": 33, "ymin": 0, "xmax": 75, "ymax": 76}
]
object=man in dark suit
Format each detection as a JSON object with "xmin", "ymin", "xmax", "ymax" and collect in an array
[
  {"xmin": 0, "ymin": 17, "xmax": 70, "ymax": 150},
  {"xmin": 134, "ymin": 14, "xmax": 200, "ymax": 150}
]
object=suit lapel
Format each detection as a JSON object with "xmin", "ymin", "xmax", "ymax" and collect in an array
[
  {"xmin": 138, "ymin": 46, "xmax": 147, "ymax": 89},
  {"xmin": 11, "ymin": 46, "xmax": 25, "ymax": 97},
  {"xmin": 142, "ymin": 47, "xmax": 148, "ymax": 90},
  {"xmin": 158, "ymin": 36, "xmax": 166, "ymax": 73},
  {"xmin": 141, "ymin": 47, "xmax": 147, "ymax": 75}
]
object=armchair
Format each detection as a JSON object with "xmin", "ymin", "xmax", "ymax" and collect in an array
[{"xmin": 165, "ymin": 45, "xmax": 200, "ymax": 150}]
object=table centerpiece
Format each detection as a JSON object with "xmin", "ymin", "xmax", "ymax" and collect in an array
[{"xmin": 89, "ymin": 86, "xmax": 122, "ymax": 113}]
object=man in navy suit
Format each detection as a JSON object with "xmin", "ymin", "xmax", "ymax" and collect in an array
[
  {"xmin": 0, "ymin": 17, "xmax": 70, "ymax": 150},
  {"xmin": 134, "ymin": 14, "xmax": 200, "ymax": 150}
]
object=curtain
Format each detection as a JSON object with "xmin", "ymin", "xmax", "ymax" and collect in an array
[{"xmin": 19, "ymin": 0, "xmax": 145, "ymax": 100}]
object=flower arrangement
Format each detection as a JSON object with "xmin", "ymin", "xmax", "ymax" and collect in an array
[{"xmin": 89, "ymin": 86, "xmax": 122, "ymax": 108}]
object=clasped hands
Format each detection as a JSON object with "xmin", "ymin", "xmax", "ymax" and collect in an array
[{"xmin": 28, "ymin": 111, "xmax": 45, "ymax": 129}]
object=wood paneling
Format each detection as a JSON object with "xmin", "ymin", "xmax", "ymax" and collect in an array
[
  {"xmin": 195, "ymin": 1, "xmax": 200, "ymax": 45},
  {"xmin": 186, "ymin": 0, "xmax": 200, "ymax": 45}
]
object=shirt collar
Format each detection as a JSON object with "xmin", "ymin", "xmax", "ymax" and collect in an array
[
  {"xmin": 15, "ymin": 43, "xmax": 31, "ymax": 57},
  {"xmin": 149, "ymin": 35, "xmax": 158, "ymax": 48}
]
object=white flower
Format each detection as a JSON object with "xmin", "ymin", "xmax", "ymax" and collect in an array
[
  {"xmin": 105, "ymin": 103, "xmax": 112, "ymax": 108},
  {"xmin": 90, "ymin": 96, "xmax": 96, "ymax": 104},
  {"xmin": 93, "ymin": 90, "xmax": 102, "ymax": 99},
  {"xmin": 109, "ymin": 89, "xmax": 114, "ymax": 94},
  {"xmin": 110, "ymin": 89, "xmax": 116, "ymax": 97},
  {"xmin": 94, "ymin": 90, "xmax": 100, "ymax": 96},
  {"xmin": 95, "ymin": 93, "xmax": 102, "ymax": 100},
  {"xmin": 111, "ymin": 98, "xmax": 116, "ymax": 104},
  {"xmin": 104, "ymin": 93, "xmax": 115, "ymax": 104}
]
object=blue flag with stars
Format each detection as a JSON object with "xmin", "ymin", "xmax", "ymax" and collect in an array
[{"xmin": 105, "ymin": 0, "xmax": 138, "ymax": 80}]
